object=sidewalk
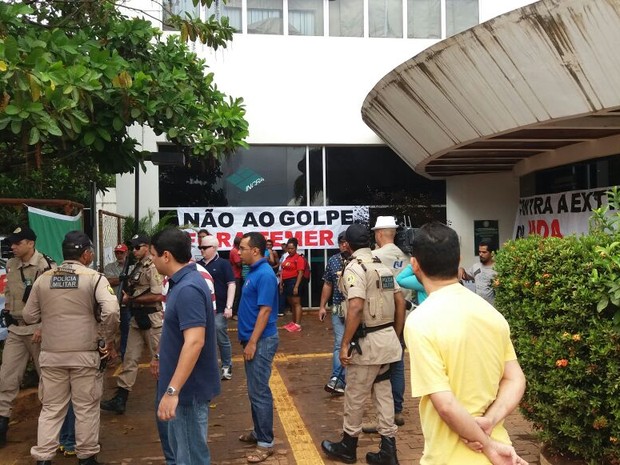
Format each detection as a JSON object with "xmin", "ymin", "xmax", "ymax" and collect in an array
[{"xmin": 4, "ymin": 312, "xmax": 541, "ymax": 465}]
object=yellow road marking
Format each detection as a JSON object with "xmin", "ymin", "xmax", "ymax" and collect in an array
[{"xmin": 270, "ymin": 365, "xmax": 326, "ymax": 465}]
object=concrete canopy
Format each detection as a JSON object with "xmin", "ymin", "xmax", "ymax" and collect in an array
[{"xmin": 362, "ymin": 0, "xmax": 620, "ymax": 179}]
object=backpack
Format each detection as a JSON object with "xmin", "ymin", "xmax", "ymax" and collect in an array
[{"xmin": 301, "ymin": 255, "xmax": 311, "ymax": 280}]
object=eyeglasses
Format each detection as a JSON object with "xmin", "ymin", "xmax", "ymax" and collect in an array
[
  {"xmin": 133, "ymin": 245, "xmax": 146, "ymax": 251},
  {"xmin": 239, "ymin": 246, "xmax": 253, "ymax": 252},
  {"xmin": 198, "ymin": 246, "xmax": 214, "ymax": 251}
]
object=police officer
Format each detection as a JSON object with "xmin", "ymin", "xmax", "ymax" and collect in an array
[
  {"xmin": 22, "ymin": 231, "xmax": 119, "ymax": 465},
  {"xmin": 321, "ymin": 223, "xmax": 405, "ymax": 465},
  {"xmin": 101, "ymin": 234, "xmax": 163, "ymax": 414},
  {"xmin": 0, "ymin": 226, "xmax": 54, "ymax": 447}
]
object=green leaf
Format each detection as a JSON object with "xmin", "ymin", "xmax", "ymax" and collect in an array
[
  {"xmin": 28, "ymin": 126, "xmax": 40, "ymax": 144},
  {"xmin": 4, "ymin": 105, "xmax": 20, "ymax": 115},
  {"xmin": 112, "ymin": 117, "xmax": 124, "ymax": 131},
  {"xmin": 84, "ymin": 131, "xmax": 96, "ymax": 146},
  {"xmin": 4, "ymin": 35, "xmax": 19, "ymax": 61}
]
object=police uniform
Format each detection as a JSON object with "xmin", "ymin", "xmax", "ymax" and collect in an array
[
  {"xmin": 22, "ymin": 232, "xmax": 119, "ymax": 462},
  {"xmin": 0, "ymin": 228, "xmax": 54, "ymax": 446},
  {"xmin": 116, "ymin": 254, "xmax": 163, "ymax": 391},
  {"xmin": 321, "ymin": 223, "xmax": 404, "ymax": 465},
  {"xmin": 339, "ymin": 247, "xmax": 402, "ymax": 437}
]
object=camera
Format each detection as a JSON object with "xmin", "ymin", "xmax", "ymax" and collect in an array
[{"xmin": 395, "ymin": 227, "xmax": 418, "ymax": 255}]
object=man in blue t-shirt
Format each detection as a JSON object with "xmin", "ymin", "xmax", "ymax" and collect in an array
[
  {"xmin": 149, "ymin": 228, "xmax": 220, "ymax": 465},
  {"xmin": 197, "ymin": 235, "xmax": 236, "ymax": 380},
  {"xmin": 237, "ymin": 232, "xmax": 279, "ymax": 463}
]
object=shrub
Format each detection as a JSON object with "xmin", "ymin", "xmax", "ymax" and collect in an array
[{"xmin": 495, "ymin": 233, "xmax": 620, "ymax": 464}]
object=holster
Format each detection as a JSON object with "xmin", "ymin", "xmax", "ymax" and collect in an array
[{"xmin": 130, "ymin": 306, "xmax": 157, "ymax": 330}]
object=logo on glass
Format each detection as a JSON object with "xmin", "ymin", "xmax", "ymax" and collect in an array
[{"xmin": 227, "ymin": 169, "xmax": 265, "ymax": 192}]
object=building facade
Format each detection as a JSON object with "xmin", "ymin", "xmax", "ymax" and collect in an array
[{"xmin": 114, "ymin": 0, "xmax": 620, "ymax": 303}]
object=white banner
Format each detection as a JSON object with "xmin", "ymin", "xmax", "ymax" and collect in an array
[
  {"xmin": 178, "ymin": 206, "xmax": 370, "ymax": 250},
  {"xmin": 513, "ymin": 186, "xmax": 617, "ymax": 239}
]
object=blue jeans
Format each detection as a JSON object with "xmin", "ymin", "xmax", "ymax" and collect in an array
[
  {"xmin": 391, "ymin": 352, "xmax": 405, "ymax": 414},
  {"xmin": 167, "ymin": 400, "xmax": 211, "ymax": 465},
  {"xmin": 120, "ymin": 306, "xmax": 130, "ymax": 360},
  {"xmin": 59, "ymin": 403, "xmax": 75, "ymax": 451},
  {"xmin": 331, "ymin": 314, "xmax": 345, "ymax": 383},
  {"xmin": 156, "ymin": 388, "xmax": 175, "ymax": 465},
  {"xmin": 244, "ymin": 334, "xmax": 279, "ymax": 448},
  {"xmin": 214, "ymin": 313, "xmax": 232, "ymax": 368}
]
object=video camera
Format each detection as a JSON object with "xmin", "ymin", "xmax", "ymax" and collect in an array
[{"xmin": 394, "ymin": 227, "xmax": 419, "ymax": 255}]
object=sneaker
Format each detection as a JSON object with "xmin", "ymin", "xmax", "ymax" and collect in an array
[
  {"xmin": 282, "ymin": 321, "xmax": 294, "ymax": 330},
  {"xmin": 362, "ymin": 422, "xmax": 378, "ymax": 434},
  {"xmin": 324, "ymin": 377, "xmax": 345, "ymax": 395},
  {"xmin": 332, "ymin": 382, "xmax": 345, "ymax": 395},
  {"xmin": 324, "ymin": 377, "xmax": 338, "ymax": 393},
  {"xmin": 221, "ymin": 366, "xmax": 232, "ymax": 380},
  {"xmin": 277, "ymin": 311, "xmax": 285, "ymax": 317},
  {"xmin": 288, "ymin": 323, "xmax": 302, "ymax": 332}
]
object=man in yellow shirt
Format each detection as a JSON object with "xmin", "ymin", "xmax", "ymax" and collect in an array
[{"xmin": 404, "ymin": 222, "xmax": 528, "ymax": 465}]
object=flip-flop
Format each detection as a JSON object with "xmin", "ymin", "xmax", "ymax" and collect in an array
[
  {"xmin": 247, "ymin": 446, "xmax": 274, "ymax": 463},
  {"xmin": 239, "ymin": 432, "xmax": 258, "ymax": 444}
]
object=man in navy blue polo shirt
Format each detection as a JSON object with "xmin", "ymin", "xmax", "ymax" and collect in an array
[
  {"xmin": 237, "ymin": 232, "xmax": 279, "ymax": 463},
  {"xmin": 149, "ymin": 228, "xmax": 220, "ymax": 465},
  {"xmin": 197, "ymin": 235, "xmax": 236, "ymax": 381}
]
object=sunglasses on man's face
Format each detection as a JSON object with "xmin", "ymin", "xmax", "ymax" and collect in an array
[
  {"xmin": 134, "ymin": 245, "xmax": 146, "ymax": 251},
  {"xmin": 198, "ymin": 245, "xmax": 214, "ymax": 251}
]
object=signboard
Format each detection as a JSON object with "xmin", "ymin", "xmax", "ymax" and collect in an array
[
  {"xmin": 178, "ymin": 206, "xmax": 370, "ymax": 250},
  {"xmin": 513, "ymin": 186, "xmax": 616, "ymax": 239},
  {"xmin": 473, "ymin": 220, "xmax": 499, "ymax": 254}
]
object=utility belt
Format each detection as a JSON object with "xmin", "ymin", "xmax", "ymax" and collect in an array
[
  {"xmin": 129, "ymin": 306, "xmax": 159, "ymax": 330},
  {"xmin": 348, "ymin": 322, "xmax": 394, "ymax": 357}
]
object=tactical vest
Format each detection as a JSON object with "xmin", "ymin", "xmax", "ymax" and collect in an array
[{"xmin": 347, "ymin": 256, "xmax": 397, "ymax": 328}]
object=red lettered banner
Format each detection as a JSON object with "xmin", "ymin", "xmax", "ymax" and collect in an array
[
  {"xmin": 513, "ymin": 186, "xmax": 617, "ymax": 239},
  {"xmin": 178, "ymin": 206, "xmax": 370, "ymax": 250}
]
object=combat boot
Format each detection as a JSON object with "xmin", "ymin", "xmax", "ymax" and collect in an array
[
  {"xmin": 100, "ymin": 387, "xmax": 128, "ymax": 414},
  {"xmin": 78, "ymin": 455, "xmax": 101, "ymax": 465},
  {"xmin": 0, "ymin": 415, "xmax": 8, "ymax": 447},
  {"xmin": 321, "ymin": 431, "xmax": 358, "ymax": 464},
  {"xmin": 366, "ymin": 435, "xmax": 399, "ymax": 465}
]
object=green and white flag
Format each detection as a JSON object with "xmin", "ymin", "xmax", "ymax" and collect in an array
[{"xmin": 27, "ymin": 206, "xmax": 83, "ymax": 264}]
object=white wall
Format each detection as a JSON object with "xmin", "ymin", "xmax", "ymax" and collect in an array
[
  {"xmin": 446, "ymin": 172, "xmax": 520, "ymax": 265},
  {"xmin": 115, "ymin": 0, "xmax": 535, "ymax": 220}
]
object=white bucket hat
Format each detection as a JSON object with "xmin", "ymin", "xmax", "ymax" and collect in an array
[{"xmin": 371, "ymin": 216, "xmax": 398, "ymax": 230}]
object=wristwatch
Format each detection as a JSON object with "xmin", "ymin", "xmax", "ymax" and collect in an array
[
  {"xmin": 153, "ymin": 353, "xmax": 160, "ymax": 361},
  {"xmin": 225, "ymin": 306, "xmax": 233, "ymax": 311},
  {"xmin": 166, "ymin": 386, "xmax": 178, "ymax": 396}
]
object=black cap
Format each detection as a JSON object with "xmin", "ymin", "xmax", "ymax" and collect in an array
[
  {"xmin": 344, "ymin": 224, "xmax": 370, "ymax": 245},
  {"xmin": 337, "ymin": 231, "xmax": 346, "ymax": 243},
  {"xmin": 62, "ymin": 231, "xmax": 93, "ymax": 250},
  {"xmin": 129, "ymin": 234, "xmax": 150, "ymax": 247},
  {"xmin": 7, "ymin": 226, "xmax": 37, "ymax": 244}
]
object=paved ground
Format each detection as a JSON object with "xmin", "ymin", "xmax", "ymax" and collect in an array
[{"xmin": 3, "ymin": 311, "xmax": 541, "ymax": 464}]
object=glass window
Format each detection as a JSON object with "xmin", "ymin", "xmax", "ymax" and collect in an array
[
  {"xmin": 407, "ymin": 0, "xmax": 440, "ymax": 38},
  {"xmin": 325, "ymin": 146, "xmax": 446, "ymax": 224},
  {"xmin": 308, "ymin": 147, "xmax": 324, "ymax": 205},
  {"xmin": 288, "ymin": 0, "xmax": 324, "ymax": 36},
  {"xmin": 369, "ymin": 0, "xmax": 403, "ymax": 38},
  {"xmin": 162, "ymin": 0, "xmax": 200, "ymax": 31},
  {"xmin": 248, "ymin": 0, "xmax": 284, "ymax": 34},
  {"xmin": 446, "ymin": 0, "xmax": 478, "ymax": 37},
  {"xmin": 329, "ymin": 0, "xmax": 363, "ymax": 37},
  {"xmin": 206, "ymin": 0, "xmax": 243, "ymax": 32},
  {"xmin": 159, "ymin": 146, "xmax": 308, "ymax": 207}
]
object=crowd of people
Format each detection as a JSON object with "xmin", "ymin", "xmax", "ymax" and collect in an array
[{"xmin": 0, "ymin": 217, "xmax": 527, "ymax": 465}]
